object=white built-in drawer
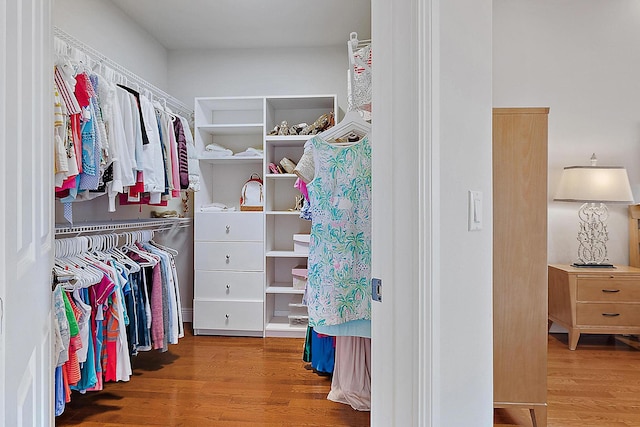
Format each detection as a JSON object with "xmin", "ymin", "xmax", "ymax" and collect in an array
[
  {"xmin": 195, "ymin": 271, "xmax": 264, "ymax": 300},
  {"xmin": 195, "ymin": 212, "xmax": 263, "ymax": 242},
  {"xmin": 195, "ymin": 241, "xmax": 263, "ymax": 271},
  {"xmin": 193, "ymin": 300, "xmax": 264, "ymax": 331}
]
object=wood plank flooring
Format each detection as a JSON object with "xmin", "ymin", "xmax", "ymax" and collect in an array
[
  {"xmin": 56, "ymin": 328, "xmax": 640, "ymax": 426},
  {"xmin": 55, "ymin": 326, "xmax": 370, "ymax": 427},
  {"xmin": 495, "ymin": 333, "xmax": 640, "ymax": 427}
]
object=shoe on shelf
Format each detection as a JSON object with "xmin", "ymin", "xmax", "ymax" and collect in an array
[{"xmin": 280, "ymin": 157, "xmax": 297, "ymax": 174}]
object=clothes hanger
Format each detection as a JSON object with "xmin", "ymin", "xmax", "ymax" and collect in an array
[
  {"xmin": 149, "ymin": 239, "xmax": 178, "ymax": 256},
  {"xmin": 109, "ymin": 233, "xmax": 141, "ymax": 273},
  {"xmin": 123, "ymin": 232, "xmax": 157, "ymax": 267},
  {"xmin": 318, "ymin": 109, "xmax": 371, "ymax": 143}
]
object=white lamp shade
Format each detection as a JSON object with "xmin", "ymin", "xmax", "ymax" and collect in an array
[{"xmin": 554, "ymin": 166, "xmax": 634, "ymax": 203}]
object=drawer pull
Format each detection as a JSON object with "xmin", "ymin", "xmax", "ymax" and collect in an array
[
  {"xmin": 225, "ymin": 314, "xmax": 230, "ymax": 319},
  {"xmin": 226, "ymin": 284, "xmax": 231, "ymax": 290},
  {"xmin": 601, "ymin": 313, "xmax": 621, "ymax": 317},
  {"xmin": 601, "ymin": 289, "xmax": 621, "ymax": 293},
  {"xmin": 225, "ymin": 225, "xmax": 230, "ymax": 233},
  {"xmin": 225, "ymin": 254, "xmax": 230, "ymax": 262}
]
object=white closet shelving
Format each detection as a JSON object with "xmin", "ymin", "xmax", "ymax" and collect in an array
[{"xmin": 193, "ymin": 95, "xmax": 337, "ymax": 338}]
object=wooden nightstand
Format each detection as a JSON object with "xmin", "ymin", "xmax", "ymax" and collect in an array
[{"xmin": 548, "ymin": 264, "xmax": 640, "ymax": 350}]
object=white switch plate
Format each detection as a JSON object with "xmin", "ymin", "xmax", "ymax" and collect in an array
[{"xmin": 468, "ymin": 190, "xmax": 482, "ymax": 231}]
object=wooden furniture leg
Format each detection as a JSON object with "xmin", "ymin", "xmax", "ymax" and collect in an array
[
  {"xmin": 530, "ymin": 405, "xmax": 547, "ymax": 427},
  {"xmin": 568, "ymin": 328, "xmax": 580, "ymax": 350}
]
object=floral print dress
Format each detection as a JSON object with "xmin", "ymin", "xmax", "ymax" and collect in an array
[{"xmin": 306, "ymin": 134, "xmax": 371, "ymax": 328}]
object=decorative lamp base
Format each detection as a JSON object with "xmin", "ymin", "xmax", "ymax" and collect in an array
[{"xmin": 571, "ymin": 262, "xmax": 615, "ymax": 268}]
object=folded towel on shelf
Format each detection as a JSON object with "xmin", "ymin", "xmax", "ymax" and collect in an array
[
  {"xmin": 204, "ymin": 143, "xmax": 233, "ymax": 157},
  {"xmin": 233, "ymin": 147, "xmax": 264, "ymax": 158},
  {"xmin": 199, "ymin": 202, "xmax": 236, "ymax": 212}
]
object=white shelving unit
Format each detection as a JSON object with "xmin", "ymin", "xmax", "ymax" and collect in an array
[
  {"xmin": 193, "ymin": 95, "xmax": 337, "ymax": 338},
  {"xmin": 192, "ymin": 96, "xmax": 265, "ymax": 337}
]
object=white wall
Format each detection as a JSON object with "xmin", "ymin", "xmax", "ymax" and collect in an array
[
  {"xmin": 494, "ymin": 0, "xmax": 640, "ymax": 266},
  {"xmin": 437, "ymin": 0, "xmax": 494, "ymax": 423},
  {"xmin": 168, "ymin": 46, "xmax": 349, "ymax": 115},
  {"xmin": 54, "ymin": 0, "xmax": 168, "ymax": 90}
]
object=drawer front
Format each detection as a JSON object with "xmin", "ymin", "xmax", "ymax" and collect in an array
[
  {"xmin": 195, "ymin": 241, "xmax": 263, "ymax": 271},
  {"xmin": 195, "ymin": 212, "xmax": 263, "ymax": 242},
  {"xmin": 577, "ymin": 277, "xmax": 640, "ymax": 302},
  {"xmin": 195, "ymin": 271, "xmax": 264, "ymax": 300},
  {"xmin": 576, "ymin": 303, "xmax": 640, "ymax": 326},
  {"xmin": 193, "ymin": 300, "xmax": 263, "ymax": 331}
]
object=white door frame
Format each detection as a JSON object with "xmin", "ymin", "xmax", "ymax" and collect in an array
[
  {"xmin": 1, "ymin": 0, "xmax": 54, "ymax": 425},
  {"xmin": 371, "ymin": 0, "xmax": 433, "ymax": 425},
  {"xmin": 371, "ymin": 0, "xmax": 494, "ymax": 425}
]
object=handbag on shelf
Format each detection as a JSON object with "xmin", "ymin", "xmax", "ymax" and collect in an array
[{"xmin": 240, "ymin": 173, "xmax": 264, "ymax": 211}]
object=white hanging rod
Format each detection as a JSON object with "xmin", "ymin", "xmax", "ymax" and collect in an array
[
  {"xmin": 53, "ymin": 26, "xmax": 193, "ymax": 120},
  {"xmin": 54, "ymin": 218, "xmax": 191, "ymax": 237}
]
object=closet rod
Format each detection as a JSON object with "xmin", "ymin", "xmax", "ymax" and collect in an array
[
  {"xmin": 54, "ymin": 218, "xmax": 191, "ymax": 237},
  {"xmin": 53, "ymin": 26, "xmax": 193, "ymax": 120}
]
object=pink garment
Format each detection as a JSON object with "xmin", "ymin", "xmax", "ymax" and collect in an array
[
  {"xmin": 148, "ymin": 261, "xmax": 164, "ymax": 349},
  {"xmin": 167, "ymin": 118, "xmax": 181, "ymax": 198},
  {"xmin": 294, "ymin": 178, "xmax": 309, "ymax": 200},
  {"xmin": 327, "ymin": 336, "xmax": 371, "ymax": 411},
  {"xmin": 73, "ymin": 73, "xmax": 94, "ymax": 108},
  {"xmin": 55, "ymin": 174, "xmax": 78, "ymax": 192},
  {"xmin": 129, "ymin": 246, "xmax": 164, "ymax": 349}
]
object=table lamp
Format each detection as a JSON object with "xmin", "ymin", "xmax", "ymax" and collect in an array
[{"xmin": 554, "ymin": 154, "xmax": 634, "ymax": 267}]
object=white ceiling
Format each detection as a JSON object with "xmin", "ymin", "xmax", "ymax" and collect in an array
[{"xmin": 110, "ymin": 0, "xmax": 372, "ymax": 50}]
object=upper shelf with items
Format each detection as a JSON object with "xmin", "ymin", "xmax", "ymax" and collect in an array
[
  {"xmin": 193, "ymin": 95, "xmax": 337, "ymax": 211},
  {"xmin": 265, "ymin": 96, "xmax": 336, "ymax": 138},
  {"xmin": 194, "ymin": 97, "xmax": 265, "ymax": 163}
]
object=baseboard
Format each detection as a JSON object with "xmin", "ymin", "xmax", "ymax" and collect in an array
[{"xmin": 182, "ymin": 308, "xmax": 193, "ymax": 323}]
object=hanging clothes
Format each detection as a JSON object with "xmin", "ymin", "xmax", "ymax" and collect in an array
[
  {"xmin": 52, "ymin": 232, "xmax": 183, "ymax": 416},
  {"xmin": 305, "ymin": 134, "xmax": 372, "ymax": 338},
  {"xmin": 327, "ymin": 336, "xmax": 371, "ymax": 411},
  {"xmin": 52, "ymin": 51, "xmax": 195, "ymax": 222}
]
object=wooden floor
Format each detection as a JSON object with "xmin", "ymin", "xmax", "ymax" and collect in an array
[
  {"xmin": 55, "ymin": 326, "xmax": 370, "ymax": 427},
  {"xmin": 495, "ymin": 333, "xmax": 640, "ymax": 427},
  {"xmin": 56, "ymin": 328, "xmax": 640, "ymax": 426}
]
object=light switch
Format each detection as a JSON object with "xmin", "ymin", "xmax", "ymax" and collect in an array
[{"xmin": 468, "ymin": 190, "xmax": 482, "ymax": 231}]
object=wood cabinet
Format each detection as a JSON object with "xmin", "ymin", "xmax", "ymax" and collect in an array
[
  {"xmin": 493, "ymin": 107, "xmax": 549, "ymax": 426},
  {"xmin": 192, "ymin": 95, "xmax": 337, "ymax": 337},
  {"xmin": 548, "ymin": 264, "xmax": 640, "ymax": 350}
]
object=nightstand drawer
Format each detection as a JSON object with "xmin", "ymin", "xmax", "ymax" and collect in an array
[
  {"xmin": 576, "ymin": 303, "xmax": 640, "ymax": 326},
  {"xmin": 578, "ymin": 278, "xmax": 640, "ymax": 302},
  {"xmin": 195, "ymin": 271, "xmax": 264, "ymax": 299},
  {"xmin": 195, "ymin": 212, "xmax": 263, "ymax": 242}
]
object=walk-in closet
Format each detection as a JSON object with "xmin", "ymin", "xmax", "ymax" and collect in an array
[
  {"xmin": 55, "ymin": 0, "xmax": 375, "ymax": 424},
  {"xmin": 1, "ymin": 0, "xmax": 495, "ymax": 426}
]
